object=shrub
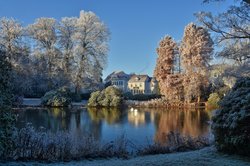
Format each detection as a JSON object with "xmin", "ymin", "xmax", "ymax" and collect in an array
[
  {"xmin": 88, "ymin": 91, "xmax": 101, "ymax": 107},
  {"xmin": 4, "ymin": 124, "xmax": 129, "ymax": 161},
  {"xmin": 212, "ymin": 77, "xmax": 250, "ymax": 156},
  {"xmin": 207, "ymin": 93, "xmax": 220, "ymax": 109},
  {"xmin": 88, "ymin": 86, "xmax": 123, "ymax": 107},
  {"xmin": 217, "ymin": 86, "xmax": 230, "ymax": 98},
  {"xmin": 41, "ymin": 87, "xmax": 72, "ymax": 107},
  {"xmin": 137, "ymin": 132, "xmax": 210, "ymax": 156}
]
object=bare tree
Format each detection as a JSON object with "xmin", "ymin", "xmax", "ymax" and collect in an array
[
  {"xmin": 197, "ymin": 0, "xmax": 249, "ymax": 80},
  {"xmin": 218, "ymin": 39, "xmax": 250, "ymax": 65},
  {"xmin": 196, "ymin": 2, "xmax": 250, "ymax": 42},
  {"xmin": 197, "ymin": 0, "xmax": 250, "ymax": 64}
]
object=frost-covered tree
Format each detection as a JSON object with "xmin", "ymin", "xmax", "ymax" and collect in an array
[
  {"xmin": 218, "ymin": 39, "xmax": 250, "ymax": 65},
  {"xmin": 196, "ymin": 1, "xmax": 250, "ymax": 64},
  {"xmin": 154, "ymin": 36, "xmax": 183, "ymax": 101},
  {"xmin": 0, "ymin": 18, "xmax": 31, "ymax": 96},
  {"xmin": 58, "ymin": 17, "xmax": 77, "ymax": 75},
  {"xmin": 28, "ymin": 18, "xmax": 60, "ymax": 86},
  {"xmin": 0, "ymin": 18, "xmax": 26, "ymax": 65},
  {"xmin": 212, "ymin": 77, "xmax": 250, "ymax": 156},
  {"xmin": 72, "ymin": 11, "xmax": 109, "ymax": 94},
  {"xmin": 197, "ymin": 0, "xmax": 249, "ymax": 93},
  {"xmin": 0, "ymin": 50, "xmax": 12, "ymax": 107},
  {"xmin": 155, "ymin": 36, "xmax": 177, "ymax": 77},
  {"xmin": 180, "ymin": 23, "xmax": 213, "ymax": 102},
  {"xmin": 0, "ymin": 11, "xmax": 109, "ymax": 97},
  {"xmin": 196, "ymin": 1, "xmax": 250, "ymax": 42}
]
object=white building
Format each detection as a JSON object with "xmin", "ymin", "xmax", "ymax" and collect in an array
[{"xmin": 105, "ymin": 71, "xmax": 158, "ymax": 95}]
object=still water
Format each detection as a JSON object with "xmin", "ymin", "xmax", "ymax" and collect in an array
[{"xmin": 15, "ymin": 107, "xmax": 211, "ymax": 146}]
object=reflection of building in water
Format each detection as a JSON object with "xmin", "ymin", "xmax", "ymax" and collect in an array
[
  {"xmin": 154, "ymin": 109, "xmax": 210, "ymax": 145},
  {"xmin": 128, "ymin": 109, "xmax": 145, "ymax": 127},
  {"xmin": 150, "ymin": 111, "xmax": 155, "ymax": 123}
]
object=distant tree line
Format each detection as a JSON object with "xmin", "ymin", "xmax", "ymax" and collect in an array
[{"xmin": 0, "ymin": 10, "xmax": 109, "ymax": 98}]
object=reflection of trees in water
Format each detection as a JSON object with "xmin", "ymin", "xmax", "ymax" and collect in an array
[
  {"xmin": 16, "ymin": 107, "xmax": 210, "ymax": 146},
  {"xmin": 16, "ymin": 108, "xmax": 69, "ymax": 131},
  {"xmin": 47, "ymin": 108, "xmax": 68, "ymax": 131},
  {"xmin": 153, "ymin": 108, "xmax": 210, "ymax": 145},
  {"xmin": 16, "ymin": 108, "xmax": 102, "ymax": 140},
  {"xmin": 78, "ymin": 109, "xmax": 102, "ymax": 140},
  {"xmin": 87, "ymin": 107, "xmax": 125, "ymax": 124},
  {"xmin": 16, "ymin": 109, "xmax": 51, "ymax": 129}
]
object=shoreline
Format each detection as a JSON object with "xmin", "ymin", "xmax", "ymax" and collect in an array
[{"xmin": 15, "ymin": 98, "xmax": 213, "ymax": 110}]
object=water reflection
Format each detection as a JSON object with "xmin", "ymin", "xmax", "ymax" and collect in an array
[
  {"xmin": 151, "ymin": 108, "xmax": 210, "ymax": 145},
  {"xmin": 88, "ymin": 107, "xmax": 125, "ymax": 124},
  {"xmin": 127, "ymin": 109, "xmax": 151, "ymax": 127},
  {"xmin": 15, "ymin": 107, "xmax": 211, "ymax": 146}
]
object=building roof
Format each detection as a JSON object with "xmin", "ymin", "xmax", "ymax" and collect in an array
[
  {"xmin": 105, "ymin": 71, "xmax": 130, "ymax": 82},
  {"xmin": 128, "ymin": 75, "xmax": 150, "ymax": 83}
]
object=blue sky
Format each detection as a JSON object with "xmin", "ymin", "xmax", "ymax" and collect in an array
[{"xmin": 0, "ymin": 0, "xmax": 233, "ymax": 78}]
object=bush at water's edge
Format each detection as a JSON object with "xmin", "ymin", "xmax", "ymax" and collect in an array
[
  {"xmin": 207, "ymin": 93, "xmax": 220, "ymax": 109},
  {"xmin": 88, "ymin": 86, "xmax": 123, "ymax": 107},
  {"xmin": 41, "ymin": 86, "xmax": 72, "ymax": 107},
  {"xmin": 212, "ymin": 77, "xmax": 250, "ymax": 156}
]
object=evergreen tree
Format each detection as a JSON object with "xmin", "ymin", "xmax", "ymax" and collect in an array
[
  {"xmin": 154, "ymin": 36, "xmax": 184, "ymax": 101},
  {"xmin": 0, "ymin": 50, "xmax": 15, "ymax": 159},
  {"xmin": 180, "ymin": 23, "xmax": 213, "ymax": 102}
]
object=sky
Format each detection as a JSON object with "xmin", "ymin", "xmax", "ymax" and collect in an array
[{"xmin": 0, "ymin": 0, "xmax": 233, "ymax": 78}]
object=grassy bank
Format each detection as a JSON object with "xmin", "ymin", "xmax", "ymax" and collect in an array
[{"xmin": 3, "ymin": 146, "xmax": 250, "ymax": 166}]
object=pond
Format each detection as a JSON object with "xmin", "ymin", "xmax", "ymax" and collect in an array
[{"xmin": 15, "ymin": 107, "xmax": 211, "ymax": 146}]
